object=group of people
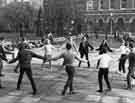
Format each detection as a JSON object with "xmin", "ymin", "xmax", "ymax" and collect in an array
[{"xmin": 0, "ymin": 34, "xmax": 134, "ymax": 96}]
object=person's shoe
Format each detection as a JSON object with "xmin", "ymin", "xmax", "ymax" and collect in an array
[
  {"xmin": 61, "ymin": 91, "xmax": 65, "ymax": 96},
  {"xmin": 16, "ymin": 88, "xmax": 20, "ymax": 90},
  {"xmin": 106, "ymin": 88, "xmax": 112, "ymax": 91},
  {"xmin": 96, "ymin": 90, "xmax": 103, "ymax": 93},
  {"xmin": 69, "ymin": 91, "xmax": 77, "ymax": 95},
  {"xmin": 0, "ymin": 74, "xmax": 4, "ymax": 77},
  {"xmin": 32, "ymin": 91, "xmax": 37, "ymax": 95},
  {"xmin": 14, "ymin": 69, "xmax": 18, "ymax": 73},
  {"xmin": 0, "ymin": 85, "xmax": 4, "ymax": 89},
  {"xmin": 125, "ymin": 87, "xmax": 132, "ymax": 90}
]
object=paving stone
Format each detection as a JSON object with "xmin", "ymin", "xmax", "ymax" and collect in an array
[
  {"xmin": 8, "ymin": 90, "xmax": 24, "ymax": 96},
  {"xmin": 44, "ymin": 96, "xmax": 62, "ymax": 101},
  {"xmin": 41, "ymin": 75, "xmax": 58, "ymax": 80},
  {"xmin": 85, "ymin": 95, "xmax": 101, "ymax": 102},
  {"xmin": 20, "ymin": 95, "xmax": 41, "ymax": 103},
  {"xmin": 101, "ymin": 96, "xmax": 120, "ymax": 103},
  {"xmin": 0, "ymin": 95, "xmax": 17, "ymax": 103},
  {"xmin": 110, "ymin": 89, "xmax": 135, "ymax": 99},
  {"xmin": 121, "ymin": 97, "xmax": 134, "ymax": 103}
]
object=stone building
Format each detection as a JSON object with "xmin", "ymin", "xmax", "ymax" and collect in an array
[{"xmin": 85, "ymin": 0, "xmax": 135, "ymax": 33}]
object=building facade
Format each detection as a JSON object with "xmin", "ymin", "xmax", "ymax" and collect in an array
[{"xmin": 85, "ymin": 0, "xmax": 135, "ymax": 33}]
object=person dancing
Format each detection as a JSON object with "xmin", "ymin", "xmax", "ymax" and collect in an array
[
  {"xmin": 96, "ymin": 47, "xmax": 112, "ymax": 93},
  {"xmin": 9, "ymin": 44, "xmax": 46, "ymax": 95},
  {"xmin": 78, "ymin": 36, "xmax": 94, "ymax": 67},
  {"xmin": 47, "ymin": 43, "xmax": 87, "ymax": 96}
]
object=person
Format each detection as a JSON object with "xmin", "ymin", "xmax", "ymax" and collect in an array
[
  {"xmin": 96, "ymin": 47, "xmax": 112, "ymax": 93},
  {"xmin": 126, "ymin": 43, "xmax": 135, "ymax": 90},
  {"xmin": 47, "ymin": 43, "xmax": 87, "ymax": 96},
  {"xmin": 78, "ymin": 36, "xmax": 94, "ymax": 67},
  {"xmin": 38, "ymin": 39, "xmax": 58, "ymax": 71},
  {"xmin": 61, "ymin": 36, "xmax": 79, "ymax": 55},
  {"xmin": 48, "ymin": 32, "xmax": 53, "ymax": 43},
  {"xmin": 0, "ymin": 37, "xmax": 7, "ymax": 76},
  {"xmin": 8, "ymin": 43, "xmax": 46, "ymax": 95},
  {"xmin": 96, "ymin": 39, "xmax": 113, "ymax": 55},
  {"xmin": 116, "ymin": 41, "xmax": 130, "ymax": 74}
]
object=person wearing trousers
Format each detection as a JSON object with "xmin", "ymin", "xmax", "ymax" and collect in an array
[
  {"xmin": 116, "ymin": 41, "xmax": 130, "ymax": 73},
  {"xmin": 96, "ymin": 39, "xmax": 113, "ymax": 55},
  {"xmin": 78, "ymin": 36, "xmax": 94, "ymax": 67},
  {"xmin": 0, "ymin": 37, "xmax": 7, "ymax": 76},
  {"xmin": 126, "ymin": 43, "xmax": 135, "ymax": 90},
  {"xmin": 47, "ymin": 43, "xmax": 87, "ymax": 96},
  {"xmin": 96, "ymin": 47, "xmax": 112, "ymax": 93},
  {"xmin": 9, "ymin": 44, "xmax": 46, "ymax": 95}
]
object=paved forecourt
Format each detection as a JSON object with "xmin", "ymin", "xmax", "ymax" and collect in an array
[{"xmin": 0, "ymin": 48, "xmax": 134, "ymax": 103}]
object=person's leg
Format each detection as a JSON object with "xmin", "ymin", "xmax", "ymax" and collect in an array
[
  {"xmin": 0, "ymin": 61, "xmax": 4, "ymax": 76},
  {"xmin": 14, "ymin": 63, "xmax": 20, "ymax": 73},
  {"xmin": 85, "ymin": 53, "xmax": 90, "ymax": 67},
  {"xmin": 122, "ymin": 55, "xmax": 127, "ymax": 73},
  {"xmin": 127, "ymin": 69, "xmax": 132, "ymax": 89},
  {"xmin": 97, "ymin": 68, "xmax": 103, "ymax": 92},
  {"xmin": 61, "ymin": 66, "xmax": 71, "ymax": 95},
  {"xmin": 118, "ymin": 56, "xmax": 122, "ymax": 72},
  {"xmin": 103, "ymin": 69, "xmax": 111, "ymax": 91},
  {"xmin": 25, "ymin": 68, "xmax": 37, "ymax": 95},
  {"xmin": 78, "ymin": 53, "xmax": 84, "ymax": 67},
  {"xmin": 17, "ymin": 68, "xmax": 25, "ymax": 90},
  {"xmin": 69, "ymin": 66, "xmax": 75, "ymax": 94}
]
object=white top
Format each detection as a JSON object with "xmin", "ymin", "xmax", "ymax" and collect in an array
[
  {"xmin": 98, "ymin": 53, "xmax": 112, "ymax": 68},
  {"xmin": 116, "ymin": 45, "xmax": 130, "ymax": 55}
]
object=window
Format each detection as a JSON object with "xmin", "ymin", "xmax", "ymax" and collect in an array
[
  {"xmin": 121, "ymin": 0, "xmax": 127, "ymax": 9},
  {"xmin": 110, "ymin": 0, "xmax": 116, "ymax": 9},
  {"xmin": 99, "ymin": 0, "xmax": 104, "ymax": 9},
  {"xmin": 86, "ymin": 0, "xmax": 96, "ymax": 11}
]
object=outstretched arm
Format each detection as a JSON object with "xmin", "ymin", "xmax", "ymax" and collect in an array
[
  {"xmin": 88, "ymin": 42, "xmax": 94, "ymax": 50},
  {"xmin": 9, "ymin": 53, "xmax": 19, "ymax": 64},
  {"xmin": 74, "ymin": 54, "xmax": 87, "ymax": 63},
  {"xmin": 47, "ymin": 53, "xmax": 64, "ymax": 61},
  {"xmin": 31, "ymin": 52, "xmax": 46, "ymax": 60}
]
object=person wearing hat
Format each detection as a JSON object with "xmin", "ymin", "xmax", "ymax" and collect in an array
[
  {"xmin": 8, "ymin": 43, "xmax": 46, "ymax": 95},
  {"xmin": 78, "ymin": 36, "xmax": 94, "ymax": 67}
]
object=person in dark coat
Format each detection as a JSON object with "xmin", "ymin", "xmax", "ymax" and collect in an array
[
  {"xmin": 8, "ymin": 44, "xmax": 46, "ymax": 95},
  {"xmin": 126, "ymin": 43, "xmax": 135, "ymax": 90},
  {"xmin": 96, "ymin": 39, "xmax": 113, "ymax": 55},
  {"xmin": 78, "ymin": 36, "xmax": 94, "ymax": 67}
]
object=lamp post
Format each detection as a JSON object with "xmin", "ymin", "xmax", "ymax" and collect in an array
[{"xmin": 110, "ymin": 12, "xmax": 113, "ymax": 35}]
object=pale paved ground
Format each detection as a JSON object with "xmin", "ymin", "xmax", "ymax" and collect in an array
[{"xmin": 0, "ymin": 49, "xmax": 134, "ymax": 103}]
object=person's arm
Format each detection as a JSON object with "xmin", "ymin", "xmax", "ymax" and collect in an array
[
  {"xmin": 88, "ymin": 42, "xmax": 94, "ymax": 50},
  {"xmin": 96, "ymin": 59, "xmax": 100, "ymax": 69},
  {"xmin": 0, "ymin": 54, "xmax": 8, "ymax": 62},
  {"xmin": 9, "ymin": 52, "xmax": 19, "ymax": 64},
  {"xmin": 31, "ymin": 51, "xmax": 46, "ymax": 60},
  {"xmin": 72, "ymin": 41, "xmax": 79, "ymax": 55},
  {"xmin": 74, "ymin": 54, "xmax": 87, "ymax": 63},
  {"xmin": 48, "ymin": 53, "xmax": 64, "ymax": 61}
]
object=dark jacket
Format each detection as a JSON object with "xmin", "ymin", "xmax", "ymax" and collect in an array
[
  {"xmin": 96, "ymin": 40, "xmax": 112, "ymax": 54},
  {"xmin": 128, "ymin": 52, "xmax": 135, "ymax": 69},
  {"xmin": 79, "ymin": 41, "xmax": 94, "ymax": 54},
  {"xmin": 0, "ymin": 45, "xmax": 6, "ymax": 58},
  {"xmin": 9, "ymin": 49, "xmax": 46, "ymax": 68}
]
